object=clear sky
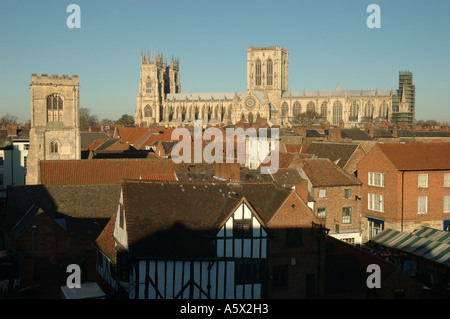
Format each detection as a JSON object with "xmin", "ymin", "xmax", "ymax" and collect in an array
[{"xmin": 1, "ymin": 0, "xmax": 450, "ymax": 124}]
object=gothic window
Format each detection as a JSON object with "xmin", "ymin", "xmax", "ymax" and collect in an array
[
  {"xmin": 49, "ymin": 141, "xmax": 59, "ymax": 154},
  {"xmin": 293, "ymin": 101, "xmax": 301, "ymax": 116},
  {"xmin": 282, "ymin": 102, "xmax": 289, "ymax": 121},
  {"xmin": 144, "ymin": 105, "xmax": 152, "ymax": 117},
  {"xmin": 320, "ymin": 101, "xmax": 328, "ymax": 118},
  {"xmin": 255, "ymin": 59, "xmax": 262, "ymax": 86},
  {"xmin": 214, "ymin": 106, "xmax": 219, "ymax": 120},
  {"xmin": 379, "ymin": 101, "xmax": 387, "ymax": 118},
  {"xmin": 146, "ymin": 77, "xmax": 152, "ymax": 94},
  {"xmin": 182, "ymin": 107, "xmax": 186, "ymax": 122},
  {"xmin": 364, "ymin": 102, "xmax": 374, "ymax": 118},
  {"xmin": 332, "ymin": 101, "xmax": 343, "ymax": 125},
  {"xmin": 349, "ymin": 101, "xmax": 358, "ymax": 120},
  {"xmin": 248, "ymin": 112, "xmax": 254, "ymax": 123},
  {"xmin": 47, "ymin": 94, "xmax": 63, "ymax": 122},
  {"xmin": 241, "ymin": 112, "xmax": 245, "ymax": 120},
  {"xmin": 306, "ymin": 101, "xmax": 315, "ymax": 115},
  {"xmin": 227, "ymin": 106, "xmax": 232, "ymax": 121},
  {"xmin": 266, "ymin": 59, "xmax": 273, "ymax": 86}
]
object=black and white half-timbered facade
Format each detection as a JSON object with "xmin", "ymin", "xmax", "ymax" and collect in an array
[{"xmin": 96, "ymin": 178, "xmax": 325, "ymax": 299}]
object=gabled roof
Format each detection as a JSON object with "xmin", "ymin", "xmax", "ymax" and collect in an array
[
  {"xmin": 6, "ymin": 184, "xmax": 120, "ymax": 239},
  {"xmin": 295, "ymin": 158, "xmax": 361, "ymax": 187},
  {"xmin": 80, "ymin": 132, "xmax": 110, "ymax": 149},
  {"xmin": 119, "ymin": 180, "xmax": 294, "ymax": 258},
  {"xmin": 377, "ymin": 142, "xmax": 450, "ymax": 170},
  {"xmin": 303, "ymin": 142, "xmax": 360, "ymax": 169},
  {"xmin": 40, "ymin": 158, "xmax": 177, "ymax": 185}
]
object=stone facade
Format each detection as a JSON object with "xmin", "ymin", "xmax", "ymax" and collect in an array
[
  {"xmin": 135, "ymin": 46, "xmax": 415, "ymax": 128},
  {"xmin": 26, "ymin": 74, "xmax": 81, "ymax": 185}
]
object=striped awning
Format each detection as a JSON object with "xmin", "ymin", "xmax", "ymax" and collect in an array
[{"xmin": 371, "ymin": 226, "xmax": 450, "ymax": 268}]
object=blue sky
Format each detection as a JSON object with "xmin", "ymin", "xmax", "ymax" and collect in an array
[{"xmin": 1, "ymin": 0, "xmax": 450, "ymax": 124}]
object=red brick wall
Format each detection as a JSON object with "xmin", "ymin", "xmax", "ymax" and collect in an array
[
  {"xmin": 267, "ymin": 192, "xmax": 325, "ymax": 298},
  {"xmin": 357, "ymin": 144, "xmax": 450, "ymax": 240},
  {"xmin": 312, "ymin": 185, "xmax": 362, "ymax": 235}
]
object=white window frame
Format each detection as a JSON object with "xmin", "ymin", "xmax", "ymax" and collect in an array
[
  {"xmin": 444, "ymin": 173, "xmax": 450, "ymax": 188},
  {"xmin": 368, "ymin": 193, "xmax": 385, "ymax": 212},
  {"xmin": 318, "ymin": 189, "xmax": 327, "ymax": 198},
  {"xmin": 417, "ymin": 196, "xmax": 428, "ymax": 214},
  {"xmin": 418, "ymin": 174, "xmax": 428, "ymax": 188},
  {"xmin": 444, "ymin": 196, "xmax": 450, "ymax": 213},
  {"xmin": 368, "ymin": 172, "xmax": 385, "ymax": 187}
]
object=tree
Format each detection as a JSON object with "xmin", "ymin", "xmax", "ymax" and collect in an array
[
  {"xmin": 79, "ymin": 107, "xmax": 99, "ymax": 131},
  {"xmin": 116, "ymin": 114, "xmax": 135, "ymax": 126},
  {"xmin": 291, "ymin": 111, "xmax": 326, "ymax": 126},
  {"xmin": 0, "ymin": 113, "xmax": 18, "ymax": 127}
]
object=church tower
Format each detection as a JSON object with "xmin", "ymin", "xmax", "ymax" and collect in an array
[
  {"xmin": 27, "ymin": 74, "xmax": 81, "ymax": 185},
  {"xmin": 135, "ymin": 51, "xmax": 180, "ymax": 126},
  {"xmin": 247, "ymin": 46, "xmax": 288, "ymax": 101}
]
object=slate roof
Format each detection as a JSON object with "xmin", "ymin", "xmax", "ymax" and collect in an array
[
  {"xmin": 304, "ymin": 142, "xmax": 360, "ymax": 169},
  {"xmin": 340, "ymin": 129, "xmax": 374, "ymax": 141},
  {"xmin": 296, "ymin": 158, "xmax": 361, "ymax": 187},
  {"xmin": 377, "ymin": 143, "xmax": 450, "ymax": 170},
  {"xmin": 80, "ymin": 132, "xmax": 110, "ymax": 149},
  {"xmin": 6, "ymin": 184, "xmax": 120, "ymax": 239},
  {"xmin": 119, "ymin": 180, "xmax": 294, "ymax": 258}
]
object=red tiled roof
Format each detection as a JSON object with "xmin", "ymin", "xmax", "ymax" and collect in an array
[
  {"xmin": 285, "ymin": 144, "xmax": 301, "ymax": 153},
  {"xmin": 378, "ymin": 142, "xmax": 450, "ymax": 170},
  {"xmin": 296, "ymin": 158, "xmax": 361, "ymax": 187},
  {"xmin": 138, "ymin": 128, "xmax": 178, "ymax": 150},
  {"xmin": 95, "ymin": 213, "xmax": 117, "ymax": 263},
  {"xmin": 117, "ymin": 127, "xmax": 152, "ymax": 145},
  {"xmin": 82, "ymin": 139, "xmax": 107, "ymax": 151},
  {"xmin": 40, "ymin": 159, "xmax": 177, "ymax": 185}
]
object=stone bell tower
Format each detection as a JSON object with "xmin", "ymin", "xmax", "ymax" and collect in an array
[{"xmin": 26, "ymin": 74, "xmax": 80, "ymax": 185}]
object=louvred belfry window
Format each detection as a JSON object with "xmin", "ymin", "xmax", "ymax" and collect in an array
[{"xmin": 47, "ymin": 94, "xmax": 63, "ymax": 122}]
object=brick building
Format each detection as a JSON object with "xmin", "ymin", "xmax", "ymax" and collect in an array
[
  {"xmin": 292, "ymin": 158, "xmax": 363, "ymax": 245},
  {"xmin": 357, "ymin": 143, "xmax": 450, "ymax": 243},
  {"xmin": 95, "ymin": 179, "xmax": 328, "ymax": 299}
]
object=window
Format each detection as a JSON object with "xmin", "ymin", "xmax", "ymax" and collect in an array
[
  {"xmin": 266, "ymin": 59, "xmax": 273, "ymax": 86},
  {"xmin": 418, "ymin": 196, "xmax": 427, "ymax": 214},
  {"xmin": 368, "ymin": 172, "xmax": 385, "ymax": 187},
  {"xmin": 234, "ymin": 219, "xmax": 252, "ymax": 238},
  {"xmin": 444, "ymin": 174, "xmax": 450, "ymax": 187},
  {"xmin": 25, "ymin": 144, "xmax": 30, "ymax": 150},
  {"xmin": 444, "ymin": 196, "xmax": 450, "ymax": 213},
  {"xmin": 317, "ymin": 207, "xmax": 327, "ymax": 219},
  {"xmin": 146, "ymin": 77, "xmax": 152, "ymax": 93},
  {"xmin": 46, "ymin": 94, "xmax": 63, "ymax": 122},
  {"xmin": 368, "ymin": 193, "xmax": 385, "ymax": 212},
  {"xmin": 272, "ymin": 265, "xmax": 288, "ymax": 290},
  {"xmin": 318, "ymin": 189, "xmax": 327, "ymax": 198},
  {"xmin": 332, "ymin": 101, "xmax": 342, "ymax": 125},
  {"xmin": 255, "ymin": 60, "xmax": 261, "ymax": 86},
  {"xmin": 306, "ymin": 101, "xmax": 315, "ymax": 115},
  {"xmin": 286, "ymin": 228, "xmax": 302, "ymax": 247},
  {"xmin": 49, "ymin": 141, "xmax": 59, "ymax": 154},
  {"xmin": 0, "ymin": 174, "xmax": 3, "ymax": 186},
  {"xmin": 418, "ymin": 174, "xmax": 428, "ymax": 188},
  {"xmin": 144, "ymin": 105, "xmax": 152, "ymax": 117},
  {"xmin": 344, "ymin": 189, "xmax": 352, "ymax": 199},
  {"xmin": 320, "ymin": 101, "xmax": 328, "ymax": 117},
  {"xmin": 0, "ymin": 156, "xmax": 3, "ymax": 165},
  {"xmin": 236, "ymin": 261, "xmax": 264, "ymax": 284},
  {"xmin": 293, "ymin": 102, "xmax": 301, "ymax": 116},
  {"xmin": 23, "ymin": 156, "xmax": 27, "ymax": 168},
  {"xmin": 342, "ymin": 207, "xmax": 352, "ymax": 224}
]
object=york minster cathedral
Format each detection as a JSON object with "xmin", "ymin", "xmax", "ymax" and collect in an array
[{"xmin": 134, "ymin": 46, "xmax": 415, "ymax": 128}]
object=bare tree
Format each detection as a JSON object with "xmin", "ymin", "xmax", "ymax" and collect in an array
[
  {"xmin": 291, "ymin": 111, "xmax": 326, "ymax": 126},
  {"xmin": 0, "ymin": 113, "xmax": 18, "ymax": 127}
]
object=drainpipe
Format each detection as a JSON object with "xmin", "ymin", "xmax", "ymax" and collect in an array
[{"xmin": 401, "ymin": 171, "xmax": 404, "ymax": 232}]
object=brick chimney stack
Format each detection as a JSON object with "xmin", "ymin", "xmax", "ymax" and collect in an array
[{"xmin": 215, "ymin": 162, "xmax": 240, "ymax": 182}]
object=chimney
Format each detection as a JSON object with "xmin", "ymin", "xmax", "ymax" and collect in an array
[
  {"xmin": 328, "ymin": 127, "xmax": 341, "ymax": 141},
  {"xmin": 392, "ymin": 125, "xmax": 398, "ymax": 137},
  {"xmin": 215, "ymin": 162, "xmax": 240, "ymax": 182},
  {"xmin": 294, "ymin": 180, "xmax": 310, "ymax": 204},
  {"xmin": 7, "ymin": 124, "xmax": 18, "ymax": 137}
]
